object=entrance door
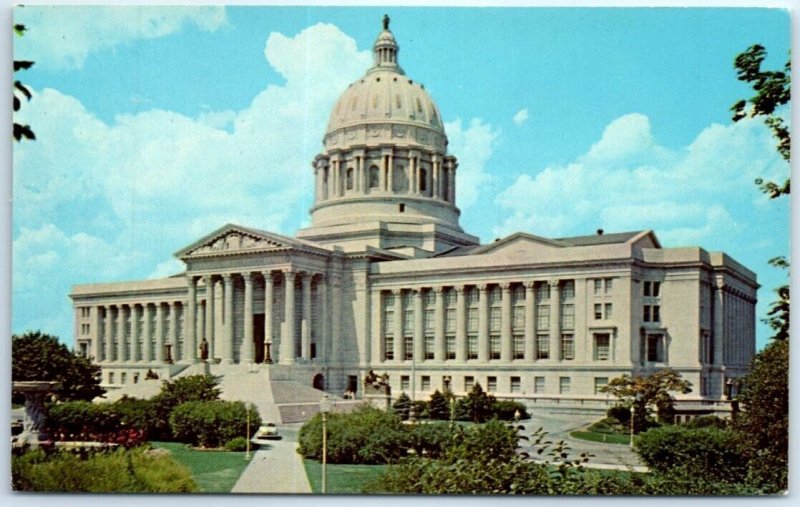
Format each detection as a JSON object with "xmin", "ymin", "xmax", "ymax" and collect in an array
[
  {"xmin": 253, "ymin": 314, "xmax": 265, "ymax": 363},
  {"xmin": 313, "ymin": 374, "xmax": 324, "ymax": 390}
]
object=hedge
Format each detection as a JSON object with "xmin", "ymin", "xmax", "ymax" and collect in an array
[{"xmin": 169, "ymin": 400, "xmax": 260, "ymax": 448}]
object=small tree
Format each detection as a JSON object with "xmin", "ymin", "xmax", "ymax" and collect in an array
[
  {"xmin": 601, "ymin": 369, "xmax": 691, "ymax": 431},
  {"xmin": 392, "ymin": 392, "xmax": 411, "ymax": 421},
  {"xmin": 460, "ymin": 382, "xmax": 495, "ymax": 423},
  {"xmin": 427, "ymin": 390, "xmax": 450, "ymax": 420},
  {"xmin": 150, "ymin": 374, "xmax": 221, "ymax": 439}
]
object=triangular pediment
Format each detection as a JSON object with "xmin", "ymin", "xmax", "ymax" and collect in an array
[
  {"xmin": 472, "ymin": 233, "xmax": 567, "ymax": 256},
  {"xmin": 175, "ymin": 224, "xmax": 327, "ymax": 259}
]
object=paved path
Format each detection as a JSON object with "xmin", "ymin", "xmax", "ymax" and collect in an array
[{"xmin": 231, "ymin": 436, "xmax": 312, "ymax": 494}]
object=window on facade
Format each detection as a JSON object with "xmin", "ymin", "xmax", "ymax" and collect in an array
[
  {"xmin": 536, "ymin": 283, "xmax": 550, "ymax": 300},
  {"xmin": 445, "ymin": 308, "xmax": 456, "ymax": 333},
  {"xmin": 594, "ymin": 334, "xmax": 610, "ymax": 361},
  {"xmin": 467, "ymin": 287, "xmax": 479, "ymax": 306},
  {"xmin": 560, "ymin": 280, "xmax": 575, "ymax": 300},
  {"xmin": 424, "ymin": 289, "xmax": 436, "ymax": 306},
  {"xmin": 424, "ymin": 336, "xmax": 434, "ymax": 360},
  {"xmin": 79, "ymin": 342, "xmax": 88, "ymax": 358},
  {"xmin": 644, "ymin": 281, "xmax": 651, "ymax": 297},
  {"xmin": 561, "ymin": 303, "xmax": 574, "ymax": 329},
  {"xmin": 652, "ymin": 281, "xmax": 661, "ymax": 297},
  {"xmin": 346, "ymin": 167, "xmax": 354, "ymax": 190},
  {"xmin": 467, "ymin": 335, "xmax": 478, "ymax": 359},
  {"xmin": 443, "ymin": 376, "xmax": 451, "ymax": 392},
  {"xmin": 445, "ymin": 288, "xmax": 457, "ymax": 306},
  {"xmin": 605, "ymin": 303, "xmax": 613, "ymax": 320},
  {"xmin": 487, "ymin": 376, "xmax": 497, "ymax": 392},
  {"xmin": 489, "ymin": 307, "xmax": 501, "ymax": 331},
  {"xmin": 536, "ymin": 305, "xmax": 550, "ymax": 330},
  {"xmin": 510, "ymin": 376, "xmax": 521, "ymax": 394},
  {"xmin": 120, "ymin": 372, "xmax": 127, "ymax": 385},
  {"xmin": 559, "ymin": 377, "xmax": 571, "ymax": 394},
  {"xmin": 534, "ymin": 376, "xmax": 545, "ymax": 393},
  {"xmin": 385, "ymin": 336, "xmax": 394, "ymax": 360},
  {"xmin": 594, "ymin": 377, "xmax": 609, "ymax": 394},
  {"xmin": 464, "ymin": 376, "xmax": 475, "ymax": 392},
  {"xmin": 467, "ymin": 308, "xmax": 479, "ymax": 332},
  {"xmin": 513, "ymin": 335, "xmax": 525, "ymax": 359},
  {"xmin": 401, "ymin": 375, "xmax": 410, "ymax": 391},
  {"xmin": 403, "ymin": 308, "xmax": 414, "ymax": 334},
  {"xmin": 513, "ymin": 306, "xmax": 525, "ymax": 329},
  {"xmin": 489, "ymin": 286, "xmax": 501, "ymax": 304},
  {"xmin": 446, "ymin": 336, "xmax": 456, "ymax": 359},
  {"xmin": 643, "ymin": 305, "xmax": 651, "ymax": 322},
  {"xmin": 594, "ymin": 303, "xmax": 603, "ymax": 320},
  {"xmin": 109, "ymin": 372, "xmax": 115, "ymax": 384},
  {"xmin": 652, "ymin": 305, "xmax": 661, "ymax": 322},
  {"xmin": 594, "ymin": 279, "xmax": 603, "ymax": 295},
  {"xmin": 536, "ymin": 334, "xmax": 550, "ymax": 359},
  {"xmin": 424, "ymin": 309, "xmax": 435, "ymax": 332},
  {"xmin": 561, "ymin": 334, "xmax": 575, "ymax": 360},
  {"xmin": 369, "ymin": 166, "xmax": 380, "ymax": 188},
  {"xmin": 489, "ymin": 335, "xmax": 501, "ymax": 360},
  {"xmin": 421, "ymin": 376, "xmax": 431, "ymax": 391},
  {"xmin": 647, "ymin": 334, "xmax": 664, "ymax": 362},
  {"xmin": 404, "ymin": 336, "xmax": 414, "ymax": 360},
  {"xmin": 513, "ymin": 285, "xmax": 525, "ymax": 303},
  {"xmin": 701, "ymin": 331, "xmax": 712, "ymax": 363},
  {"xmin": 419, "ymin": 169, "xmax": 427, "ymax": 192}
]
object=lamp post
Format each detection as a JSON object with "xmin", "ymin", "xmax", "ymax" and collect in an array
[
  {"xmin": 630, "ymin": 393, "xmax": 643, "ymax": 449},
  {"xmin": 319, "ymin": 394, "xmax": 332, "ymax": 494},
  {"xmin": 245, "ymin": 405, "xmax": 252, "ymax": 460},
  {"xmin": 265, "ymin": 339, "xmax": 273, "ymax": 364}
]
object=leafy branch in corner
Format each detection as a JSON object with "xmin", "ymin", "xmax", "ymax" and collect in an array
[{"xmin": 13, "ymin": 23, "xmax": 35, "ymax": 142}]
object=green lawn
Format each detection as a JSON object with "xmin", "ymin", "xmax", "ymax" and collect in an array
[
  {"xmin": 151, "ymin": 441, "xmax": 251, "ymax": 492},
  {"xmin": 570, "ymin": 431, "xmax": 631, "ymax": 445},
  {"xmin": 303, "ymin": 459, "xmax": 387, "ymax": 494}
]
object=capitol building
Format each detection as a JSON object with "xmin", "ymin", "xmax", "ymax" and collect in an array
[{"xmin": 71, "ymin": 18, "xmax": 757, "ymax": 418}]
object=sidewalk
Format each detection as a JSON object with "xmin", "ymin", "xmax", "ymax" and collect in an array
[{"xmin": 231, "ymin": 438, "xmax": 312, "ymax": 494}]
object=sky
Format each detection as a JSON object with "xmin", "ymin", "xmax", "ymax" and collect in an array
[{"xmin": 10, "ymin": 4, "xmax": 791, "ymax": 352}]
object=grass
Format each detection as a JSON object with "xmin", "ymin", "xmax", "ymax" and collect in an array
[
  {"xmin": 570, "ymin": 431, "xmax": 631, "ymax": 445},
  {"xmin": 303, "ymin": 459, "xmax": 388, "ymax": 494},
  {"xmin": 151, "ymin": 441, "xmax": 252, "ymax": 492}
]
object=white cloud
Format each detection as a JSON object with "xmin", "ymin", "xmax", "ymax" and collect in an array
[
  {"xmin": 494, "ymin": 113, "xmax": 786, "ymax": 253},
  {"xmin": 445, "ymin": 118, "xmax": 500, "ymax": 210},
  {"xmin": 14, "ymin": 6, "xmax": 227, "ymax": 70},
  {"xmin": 513, "ymin": 108, "xmax": 529, "ymax": 125}
]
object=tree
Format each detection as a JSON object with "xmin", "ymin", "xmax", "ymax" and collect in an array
[
  {"xmin": 763, "ymin": 256, "xmax": 789, "ymax": 342},
  {"xmin": 427, "ymin": 390, "xmax": 450, "ymax": 420},
  {"xmin": 392, "ymin": 392, "xmax": 411, "ymax": 420},
  {"xmin": 601, "ymin": 369, "xmax": 691, "ymax": 431},
  {"xmin": 12, "ymin": 331, "xmax": 105, "ymax": 401},
  {"xmin": 13, "ymin": 23, "xmax": 35, "ymax": 142},
  {"xmin": 731, "ymin": 44, "xmax": 790, "ymax": 195},
  {"xmin": 459, "ymin": 382, "xmax": 495, "ymax": 423},
  {"xmin": 733, "ymin": 339, "xmax": 788, "ymax": 493},
  {"xmin": 150, "ymin": 374, "xmax": 221, "ymax": 439}
]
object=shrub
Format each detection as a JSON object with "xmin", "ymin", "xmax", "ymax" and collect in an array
[
  {"xmin": 12, "ymin": 447, "xmax": 197, "ymax": 492},
  {"xmin": 224, "ymin": 437, "xmax": 249, "ymax": 452},
  {"xmin": 406, "ymin": 423, "xmax": 454, "ymax": 459},
  {"xmin": 491, "ymin": 400, "xmax": 530, "ymax": 421},
  {"xmin": 683, "ymin": 415, "xmax": 728, "ymax": 429},
  {"xmin": 169, "ymin": 400, "xmax": 260, "ymax": 448},
  {"xmin": 458, "ymin": 383, "xmax": 495, "ymax": 423},
  {"xmin": 607, "ymin": 405, "xmax": 631, "ymax": 425},
  {"xmin": 587, "ymin": 419, "xmax": 616, "ymax": 435},
  {"xmin": 427, "ymin": 390, "xmax": 450, "ymax": 420},
  {"xmin": 411, "ymin": 400, "xmax": 428, "ymax": 419},
  {"xmin": 392, "ymin": 392, "xmax": 411, "ymax": 420},
  {"xmin": 634, "ymin": 425, "xmax": 748, "ymax": 483},
  {"xmin": 151, "ymin": 374, "xmax": 221, "ymax": 439}
]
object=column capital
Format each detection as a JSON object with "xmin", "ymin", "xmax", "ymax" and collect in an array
[
  {"xmin": 283, "ymin": 268, "xmax": 297, "ymax": 276},
  {"xmin": 201, "ymin": 274, "xmax": 214, "ymax": 284},
  {"xmin": 243, "ymin": 271, "xmax": 254, "ymax": 282},
  {"xmin": 548, "ymin": 279, "xmax": 560, "ymax": 288},
  {"xmin": 500, "ymin": 282, "xmax": 512, "ymax": 291},
  {"xmin": 391, "ymin": 288, "xmax": 402, "ymax": 296},
  {"xmin": 221, "ymin": 272, "xmax": 234, "ymax": 283},
  {"xmin": 434, "ymin": 286, "xmax": 446, "ymax": 294},
  {"xmin": 476, "ymin": 283, "xmax": 488, "ymax": 292},
  {"xmin": 525, "ymin": 280, "xmax": 536, "ymax": 289}
]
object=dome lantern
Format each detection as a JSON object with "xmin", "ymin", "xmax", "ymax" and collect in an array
[{"xmin": 370, "ymin": 14, "xmax": 404, "ymax": 74}]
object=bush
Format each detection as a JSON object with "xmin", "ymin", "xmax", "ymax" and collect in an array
[
  {"xmin": 151, "ymin": 375, "xmax": 221, "ymax": 439},
  {"xmin": 607, "ymin": 405, "xmax": 631, "ymax": 425},
  {"xmin": 634, "ymin": 425, "xmax": 748, "ymax": 483},
  {"xmin": 406, "ymin": 423, "xmax": 454, "ymax": 459},
  {"xmin": 491, "ymin": 400, "xmax": 530, "ymax": 421},
  {"xmin": 169, "ymin": 400, "xmax": 260, "ymax": 448},
  {"xmin": 457, "ymin": 383, "xmax": 495, "ymax": 423},
  {"xmin": 587, "ymin": 419, "xmax": 616, "ymax": 435},
  {"xmin": 411, "ymin": 400, "xmax": 428, "ymax": 420},
  {"xmin": 393, "ymin": 392, "xmax": 411, "ymax": 420},
  {"xmin": 427, "ymin": 390, "xmax": 450, "ymax": 420},
  {"xmin": 224, "ymin": 437, "xmax": 249, "ymax": 452},
  {"xmin": 12, "ymin": 447, "xmax": 197, "ymax": 492},
  {"xmin": 683, "ymin": 415, "xmax": 728, "ymax": 429}
]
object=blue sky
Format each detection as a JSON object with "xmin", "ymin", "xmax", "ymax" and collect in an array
[{"xmin": 11, "ymin": 5, "xmax": 790, "ymax": 351}]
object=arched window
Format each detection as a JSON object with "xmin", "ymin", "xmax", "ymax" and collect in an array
[
  {"xmin": 346, "ymin": 167, "xmax": 354, "ymax": 190},
  {"xmin": 419, "ymin": 168, "xmax": 428, "ymax": 193},
  {"xmin": 392, "ymin": 165, "xmax": 408, "ymax": 192},
  {"xmin": 369, "ymin": 166, "xmax": 380, "ymax": 188}
]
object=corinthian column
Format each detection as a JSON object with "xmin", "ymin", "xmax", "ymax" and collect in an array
[
  {"xmin": 301, "ymin": 273, "xmax": 312, "ymax": 360},
  {"xmin": 130, "ymin": 304, "xmax": 140, "ymax": 363},
  {"xmin": 117, "ymin": 305, "xmax": 126, "ymax": 362},
  {"xmin": 524, "ymin": 281, "xmax": 535, "ymax": 361},
  {"xmin": 477, "ymin": 284, "xmax": 489, "ymax": 362},
  {"xmin": 500, "ymin": 283, "xmax": 512, "ymax": 362},
  {"xmin": 155, "ymin": 304, "xmax": 164, "ymax": 363},
  {"xmin": 434, "ymin": 287, "xmax": 446, "ymax": 361},
  {"xmin": 104, "ymin": 306, "xmax": 114, "ymax": 363},
  {"xmin": 242, "ymin": 272, "xmax": 254, "ymax": 364},
  {"xmin": 549, "ymin": 280, "xmax": 561, "ymax": 361},
  {"xmin": 393, "ymin": 289, "xmax": 403, "ymax": 362},
  {"xmin": 455, "ymin": 285, "xmax": 466, "ymax": 363},
  {"xmin": 280, "ymin": 270, "xmax": 296, "ymax": 365},
  {"xmin": 263, "ymin": 271, "xmax": 274, "ymax": 360},
  {"xmin": 142, "ymin": 304, "xmax": 152, "ymax": 363},
  {"xmin": 413, "ymin": 289, "xmax": 423, "ymax": 361},
  {"xmin": 203, "ymin": 275, "xmax": 215, "ymax": 360},
  {"xmin": 185, "ymin": 276, "xmax": 197, "ymax": 363},
  {"xmin": 222, "ymin": 274, "xmax": 234, "ymax": 364}
]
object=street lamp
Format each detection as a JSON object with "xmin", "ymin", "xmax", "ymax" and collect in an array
[
  {"xmin": 319, "ymin": 394, "xmax": 332, "ymax": 494},
  {"xmin": 630, "ymin": 393, "xmax": 643, "ymax": 449},
  {"xmin": 265, "ymin": 339, "xmax": 273, "ymax": 364}
]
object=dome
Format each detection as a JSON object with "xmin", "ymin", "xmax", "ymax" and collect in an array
[{"xmin": 324, "ymin": 15, "xmax": 445, "ymax": 147}]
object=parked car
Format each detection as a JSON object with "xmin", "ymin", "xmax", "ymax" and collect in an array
[{"xmin": 251, "ymin": 423, "xmax": 281, "ymax": 445}]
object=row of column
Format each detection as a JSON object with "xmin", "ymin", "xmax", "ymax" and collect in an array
[
  {"xmin": 314, "ymin": 150, "xmax": 456, "ymax": 202},
  {"xmin": 713, "ymin": 284, "xmax": 756, "ymax": 367},
  {"xmin": 88, "ymin": 269, "xmax": 326, "ymax": 365},
  {"xmin": 375, "ymin": 280, "xmax": 568, "ymax": 364}
]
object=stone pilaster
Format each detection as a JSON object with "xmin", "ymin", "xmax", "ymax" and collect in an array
[
  {"xmin": 549, "ymin": 280, "xmax": 561, "ymax": 362},
  {"xmin": 434, "ymin": 286, "xmax": 446, "ymax": 361},
  {"xmin": 477, "ymin": 284, "xmax": 489, "ymax": 362},
  {"xmin": 222, "ymin": 274, "xmax": 234, "ymax": 364},
  {"xmin": 524, "ymin": 281, "xmax": 535, "ymax": 361},
  {"xmin": 455, "ymin": 285, "xmax": 466, "ymax": 363},
  {"xmin": 413, "ymin": 289, "xmax": 424, "ymax": 361},
  {"xmin": 393, "ymin": 289, "xmax": 403, "ymax": 362},
  {"xmin": 104, "ymin": 306, "xmax": 114, "ymax": 363},
  {"xmin": 301, "ymin": 273, "xmax": 312, "ymax": 360},
  {"xmin": 117, "ymin": 305, "xmax": 126, "ymax": 362},
  {"xmin": 280, "ymin": 270, "xmax": 296, "ymax": 365},
  {"xmin": 713, "ymin": 283, "xmax": 725, "ymax": 365},
  {"xmin": 185, "ymin": 276, "xmax": 197, "ymax": 363}
]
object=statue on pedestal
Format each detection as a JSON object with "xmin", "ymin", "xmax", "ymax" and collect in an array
[{"xmin": 199, "ymin": 338, "xmax": 209, "ymax": 361}]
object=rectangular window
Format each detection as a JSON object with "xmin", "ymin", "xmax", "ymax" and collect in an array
[
  {"xmin": 652, "ymin": 281, "xmax": 661, "ymax": 297},
  {"xmin": 536, "ymin": 305, "xmax": 550, "ymax": 330},
  {"xmin": 647, "ymin": 334, "xmax": 664, "ymax": 362},
  {"xmin": 384, "ymin": 309, "xmax": 394, "ymax": 331},
  {"xmin": 424, "ymin": 309, "xmax": 435, "ymax": 332},
  {"xmin": 421, "ymin": 376, "xmax": 431, "ymax": 391},
  {"xmin": 403, "ymin": 308, "xmax": 414, "ymax": 334},
  {"xmin": 594, "ymin": 377, "xmax": 609, "ymax": 394},
  {"xmin": 445, "ymin": 289, "xmax": 457, "ymax": 306},
  {"xmin": 536, "ymin": 283, "xmax": 550, "ymax": 301},
  {"xmin": 384, "ymin": 336, "xmax": 394, "ymax": 360},
  {"xmin": 513, "ymin": 334, "xmax": 525, "ymax": 359},
  {"xmin": 643, "ymin": 305, "xmax": 651, "ymax": 322},
  {"xmin": 594, "ymin": 334, "xmax": 610, "ymax": 361},
  {"xmin": 400, "ymin": 375, "xmax": 410, "ymax": 391},
  {"xmin": 561, "ymin": 303, "xmax": 574, "ymax": 329},
  {"xmin": 510, "ymin": 376, "xmax": 521, "ymax": 394},
  {"xmin": 489, "ymin": 287, "xmax": 501, "ymax": 304},
  {"xmin": 120, "ymin": 372, "xmax": 127, "ymax": 385},
  {"xmin": 594, "ymin": 303, "xmax": 603, "ymax": 320},
  {"xmin": 467, "ymin": 288, "xmax": 479, "ymax": 306},
  {"xmin": 489, "ymin": 307, "xmax": 501, "ymax": 331},
  {"xmin": 652, "ymin": 305, "xmax": 661, "ymax": 323},
  {"xmin": 467, "ymin": 308, "xmax": 479, "ymax": 332},
  {"xmin": 109, "ymin": 372, "xmax": 115, "ymax": 384},
  {"xmin": 605, "ymin": 278, "xmax": 613, "ymax": 294},
  {"xmin": 464, "ymin": 376, "xmax": 475, "ymax": 392},
  {"xmin": 489, "ymin": 335, "xmax": 501, "ymax": 360},
  {"xmin": 467, "ymin": 335, "xmax": 478, "ymax": 359},
  {"xmin": 605, "ymin": 303, "xmax": 613, "ymax": 320},
  {"xmin": 594, "ymin": 279, "xmax": 603, "ymax": 295},
  {"xmin": 561, "ymin": 280, "xmax": 575, "ymax": 300},
  {"xmin": 446, "ymin": 335, "xmax": 456, "ymax": 359},
  {"xmin": 559, "ymin": 377, "xmax": 571, "ymax": 394},
  {"xmin": 644, "ymin": 281, "xmax": 651, "ymax": 297},
  {"xmin": 513, "ymin": 306, "xmax": 525, "ymax": 329},
  {"xmin": 536, "ymin": 334, "xmax": 550, "ymax": 359},
  {"xmin": 424, "ymin": 290, "xmax": 435, "ymax": 306},
  {"xmin": 561, "ymin": 333, "xmax": 575, "ymax": 360},
  {"xmin": 424, "ymin": 335, "xmax": 434, "ymax": 360},
  {"xmin": 445, "ymin": 308, "xmax": 456, "ymax": 332},
  {"xmin": 404, "ymin": 336, "xmax": 414, "ymax": 360},
  {"xmin": 513, "ymin": 285, "xmax": 525, "ymax": 304},
  {"xmin": 534, "ymin": 376, "xmax": 545, "ymax": 393},
  {"xmin": 487, "ymin": 376, "xmax": 497, "ymax": 392}
]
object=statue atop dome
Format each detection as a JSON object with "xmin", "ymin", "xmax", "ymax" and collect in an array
[{"xmin": 383, "ymin": 14, "xmax": 390, "ymax": 30}]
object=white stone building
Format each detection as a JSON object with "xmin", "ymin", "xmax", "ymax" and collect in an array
[{"xmin": 70, "ymin": 18, "xmax": 757, "ymax": 417}]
